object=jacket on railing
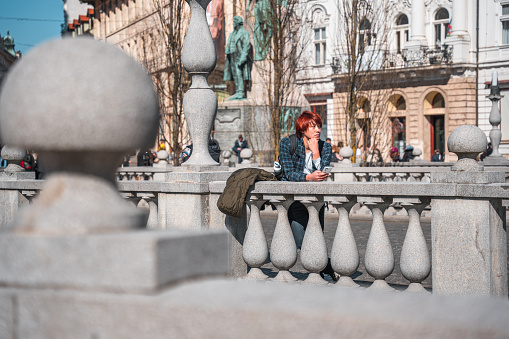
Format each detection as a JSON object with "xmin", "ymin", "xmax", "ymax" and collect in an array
[
  {"xmin": 279, "ymin": 136, "xmax": 332, "ymax": 182},
  {"xmin": 217, "ymin": 168, "xmax": 277, "ymax": 218}
]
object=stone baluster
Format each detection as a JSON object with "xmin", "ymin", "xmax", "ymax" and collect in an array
[
  {"xmin": 382, "ymin": 173, "xmax": 394, "ymax": 182},
  {"xmin": 363, "ymin": 197, "xmax": 394, "ymax": 291},
  {"xmin": 370, "ymin": 173, "xmax": 382, "ymax": 182},
  {"xmin": 136, "ymin": 172, "xmax": 144, "ymax": 180},
  {"xmin": 127, "ymin": 172, "xmax": 136, "ymax": 180},
  {"xmin": 399, "ymin": 199, "xmax": 431, "ymax": 293},
  {"xmin": 243, "ymin": 196, "xmax": 269, "ymax": 280},
  {"xmin": 268, "ymin": 196, "xmax": 297, "ymax": 282},
  {"xmin": 395, "ymin": 172, "xmax": 406, "ymax": 182},
  {"xmin": 145, "ymin": 172, "xmax": 154, "ymax": 181},
  {"xmin": 181, "ymin": 0, "xmax": 219, "ymax": 166},
  {"xmin": 410, "ymin": 173, "xmax": 423, "ymax": 182},
  {"xmin": 139, "ymin": 193, "xmax": 158, "ymax": 229},
  {"xmin": 356, "ymin": 173, "xmax": 368, "ymax": 182},
  {"xmin": 21, "ymin": 190, "xmax": 38, "ymax": 203},
  {"xmin": 120, "ymin": 192, "xmax": 142, "ymax": 208},
  {"xmin": 330, "ymin": 197, "xmax": 359, "ymax": 287},
  {"xmin": 299, "ymin": 197, "xmax": 328, "ymax": 285},
  {"xmin": 488, "ymin": 71, "xmax": 503, "ymax": 158},
  {"xmin": 118, "ymin": 171, "xmax": 127, "ymax": 181}
]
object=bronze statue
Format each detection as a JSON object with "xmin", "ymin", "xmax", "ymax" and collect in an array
[{"xmin": 224, "ymin": 16, "xmax": 252, "ymax": 100}]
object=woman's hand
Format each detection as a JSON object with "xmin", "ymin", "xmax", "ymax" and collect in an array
[
  {"xmin": 308, "ymin": 138, "xmax": 320, "ymax": 160},
  {"xmin": 306, "ymin": 170, "xmax": 328, "ymax": 181}
]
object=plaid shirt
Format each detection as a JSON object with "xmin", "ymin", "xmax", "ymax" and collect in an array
[{"xmin": 279, "ymin": 135, "xmax": 332, "ymax": 182}]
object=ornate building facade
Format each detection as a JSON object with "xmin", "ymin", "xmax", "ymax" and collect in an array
[{"xmin": 297, "ymin": 0, "xmax": 507, "ymax": 162}]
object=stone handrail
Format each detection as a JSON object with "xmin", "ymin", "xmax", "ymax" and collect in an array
[
  {"xmin": 208, "ymin": 180, "xmax": 508, "ymax": 296},
  {"xmin": 331, "ymin": 165, "xmax": 509, "ymax": 183}
]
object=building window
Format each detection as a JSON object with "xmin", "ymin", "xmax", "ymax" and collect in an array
[
  {"xmin": 394, "ymin": 14, "xmax": 409, "ymax": 53},
  {"xmin": 431, "ymin": 93, "xmax": 445, "ymax": 108},
  {"xmin": 502, "ymin": 4, "xmax": 509, "ymax": 44},
  {"xmin": 359, "ymin": 18, "xmax": 373, "ymax": 52},
  {"xmin": 314, "ymin": 28, "xmax": 326, "ymax": 65},
  {"xmin": 434, "ymin": 8, "xmax": 450, "ymax": 48}
]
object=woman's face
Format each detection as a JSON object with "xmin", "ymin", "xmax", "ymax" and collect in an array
[{"xmin": 303, "ymin": 121, "xmax": 321, "ymax": 140}]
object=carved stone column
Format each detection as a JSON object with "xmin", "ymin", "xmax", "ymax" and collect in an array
[{"xmin": 182, "ymin": 0, "xmax": 219, "ymax": 166}]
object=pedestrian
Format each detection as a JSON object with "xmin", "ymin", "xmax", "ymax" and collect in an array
[
  {"xmin": 431, "ymin": 149, "xmax": 442, "ymax": 162},
  {"xmin": 232, "ymin": 134, "xmax": 248, "ymax": 163},
  {"xmin": 401, "ymin": 145, "xmax": 414, "ymax": 162},
  {"xmin": 480, "ymin": 142, "xmax": 493, "ymax": 161},
  {"xmin": 390, "ymin": 147, "xmax": 400, "ymax": 162},
  {"xmin": 278, "ymin": 110, "xmax": 336, "ymax": 281}
]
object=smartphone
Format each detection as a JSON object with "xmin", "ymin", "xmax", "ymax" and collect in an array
[{"xmin": 322, "ymin": 166, "xmax": 333, "ymax": 174}]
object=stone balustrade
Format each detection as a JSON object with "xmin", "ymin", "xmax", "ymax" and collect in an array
[
  {"xmin": 330, "ymin": 165, "xmax": 509, "ymax": 183},
  {"xmin": 208, "ymin": 180, "xmax": 507, "ymax": 295},
  {"xmin": 0, "ymin": 8, "xmax": 507, "ymax": 337},
  {"xmin": 116, "ymin": 166, "xmax": 173, "ymax": 181}
]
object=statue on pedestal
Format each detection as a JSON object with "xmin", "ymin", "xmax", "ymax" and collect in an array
[{"xmin": 224, "ymin": 16, "xmax": 252, "ymax": 100}]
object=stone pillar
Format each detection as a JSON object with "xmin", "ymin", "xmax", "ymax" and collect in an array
[
  {"xmin": 181, "ymin": 0, "xmax": 219, "ymax": 166},
  {"xmin": 334, "ymin": 147, "xmax": 355, "ymax": 182},
  {"xmin": 0, "ymin": 39, "xmax": 229, "ymax": 300},
  {"xmin": 406, "ymin": 0, "xmax": 427, "ymax": 49},
  {"xmin": 446, "ymin": 0, "xmax": 471, "ymax": 63},
  {"xmin": 430, "ymin": 125, "xmax": 507, "ymax": 297},
  {"xmin": 484, "ymin": 71, "xmax": 509, "ymax": 165}
]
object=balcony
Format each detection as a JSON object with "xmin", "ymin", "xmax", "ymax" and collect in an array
[{"xmin": 331, "ymin": 45, "xmax": 454, "ymax": 74}]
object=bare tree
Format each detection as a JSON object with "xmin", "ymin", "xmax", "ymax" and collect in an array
[
  {"xmin": 138, "ymin": 0, "xmax": 191, "ymax": 165},
  {"xmin": 247, "ymin": 0, "xmax": 309, "ymax": 162},
  {"xmin": 332, "ymin": 0, "xmax": 394, "ymax": 160}
]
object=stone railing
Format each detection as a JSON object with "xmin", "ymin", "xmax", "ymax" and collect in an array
[
  {"xmin": 115, "ymin": 166, "xmax": 173, "ymax": 181},
  {"xmin": 0, "ymin": 7, "xmax": 507, "ymax": 338},
  {"xmin": 331, "ymin": 165, "xmax": 509, "ymax": 183},
  {"xmin": 208, "ymin": 179, "xmax": 508, "ymax": 296}
]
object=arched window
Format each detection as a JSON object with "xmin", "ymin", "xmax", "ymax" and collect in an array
[
  {"xmin": 432, "ymin": 93, "xmax": 445, "ymax": 108},
  {"xmin": 434, "ymin": 8, "xmax": 450, "ymax": 48},
  {"xmin": 394, "ymin": 14, "xmax": 409, "ymax": 53},
  {"xmin": 359, "ymin": 18, "xmax": 373, "ymax": 49},
  {"xmin": 388, "ymin": 94, "xmax": 406, "ymax": 111},
  {"xmin": 357, "ymin": 97, "xmax": 371, "ymax": 113}
]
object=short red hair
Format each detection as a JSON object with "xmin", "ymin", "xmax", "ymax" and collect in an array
[{"xmin": 295, "ymin": 111, "xmax": 322, "ymax": 138}]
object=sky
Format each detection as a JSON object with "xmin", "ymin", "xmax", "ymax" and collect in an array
[{"xmin": 0, "ymin": 0, "xmax": 65, "ymax": 56}]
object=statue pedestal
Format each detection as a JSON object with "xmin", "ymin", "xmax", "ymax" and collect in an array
[{"xmin": 215, "ymin": 99, "xmax": 272, "ymax": 164}]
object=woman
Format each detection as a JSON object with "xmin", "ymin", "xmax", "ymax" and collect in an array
[
  {"xmin": 279, "ymin": 111, "xmax": 336, "ymax": 280},
  {"xmin": 279, "ymin": 111, "xmax": 331, "ymax": 182},
  {"xmin": 390, "ymin": 147, "xmax": 400, "ymax": 162}
]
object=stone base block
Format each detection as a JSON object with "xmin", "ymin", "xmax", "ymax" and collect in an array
[
  {"xmin": 483, "ymin": 156, "xmax": 509, "ymax": 166},
  {"xmin": 0, "ymin": 172, "xmax": 36, "ymax": 180},
  {"xmin": 175, "ymin": 165, "xmax": 229, "ymax": 172},
  {"xmin": 3, "ymin": 280, "xmax": 509, "ymax": 339},
  {"xmin": 431, "ymin": 171, "xmax": 505, "ymax": 184},
  {"xmin": 0, "ymin": 229, "xmax": 229, "ymax": 293}
]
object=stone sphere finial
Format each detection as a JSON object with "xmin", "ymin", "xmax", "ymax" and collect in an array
[
  {"xmin": 412, "ymin": 148, "xmax": 422, "ymax": 160},
  {"xmin": 339, "ymin": 146, "xmax": 353, "ymax": 159},
  {"xmin": 0, "ymin": 38, "xmax": 158, "ymax": 151},
  {"xmin": 1, "ymin": 146, "xmax": 26, "ymax": 172},
  {"xmin": 0, "ymin": 38, "xmax": 159, "ymax": 234},
  {"xmin": 240, "ymin": 148, "xmax": 253, "ymax": 164},
  {"xmin": 447, "ymin": 125, "xmax": 487, "ymax": 171}
]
